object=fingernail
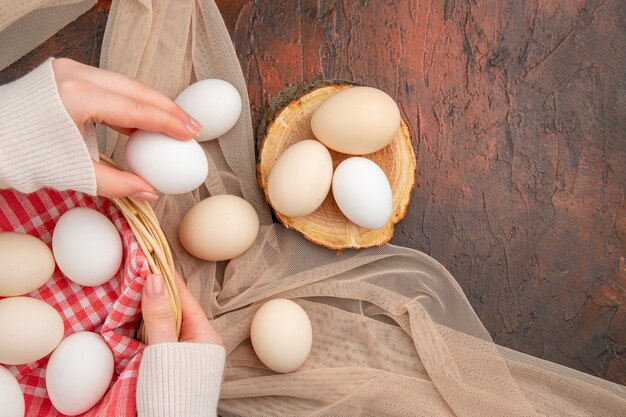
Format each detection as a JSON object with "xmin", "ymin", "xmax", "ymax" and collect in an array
[
  {"xmin": 132, "ymin": 192, "xmax": 158, "ymax": 201},
  {"xmin": 190, "ymin": 117, "xmax": 202, "ymax": 131},
  {"xmin": 146, "ymin": 274, "xmax": 165, "ymax": 299},
  {"xmin": 186, "ymin": 118, "xmax": 202, "ymax": 135}
]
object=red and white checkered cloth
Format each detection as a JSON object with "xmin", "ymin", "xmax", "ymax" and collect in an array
[{"xmin": 0, "ymin": 188, "xmax": 148, "ymax": 416}]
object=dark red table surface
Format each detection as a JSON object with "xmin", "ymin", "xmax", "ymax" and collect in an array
[{"xmin": 1, "ymin": 0, "xmax": 624, "ymax": 385}]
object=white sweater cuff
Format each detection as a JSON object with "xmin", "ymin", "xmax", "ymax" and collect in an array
[
  {"xmin": 0, "ymin": 58, "xmax": 97, "ymax": 195},
  {"xmin": 137, "ymin": 343, "xmax": 226, "ymax": 417}
]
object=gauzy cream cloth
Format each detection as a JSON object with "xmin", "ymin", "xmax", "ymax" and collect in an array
[{"xmin": 2, "ymin": 1, "xmax": 626, "ymax": 416}]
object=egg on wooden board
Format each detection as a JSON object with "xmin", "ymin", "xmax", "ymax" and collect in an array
[
  {"xmin": 52, "ymin": 208, "xmax": 123, "ymax": 287},
  {"xmin": 267, "ymin": 140, "xmax": 333, "ymax": 217},
  {"xmin": 179, "ymin": 195, "xmax": 259, "ymax": 261},
  {"xmin": 175, "ymin": 79, "xmax": 242, "ymax": 142},
  {"xmin": 46, "ymin": 332, "xmax": 114, "ymax": 416},
  {"xmin": 0, "ymin": 365, "xmax": 25, "ymax": 417},
  {"xmin": 0, "ymin": 297, "xmax": 64, "ymax": 365},
  {"xmin": 332, "ymin": 157, "xmax": 392, "ymax": 230},
  {"xmin": 250, "ymin": 299, "xmax": 313, "ymax": 373},
  {"xmin": 311, "ymin": 86, "xmax": 401, "ymax": 155},
  {"xmin": 125, "ymin": 130, "xmax": 209, "ymax": 194},
  {"xmin": 0, "ymin": 232, "xmax": 55, "ymax": 296}
]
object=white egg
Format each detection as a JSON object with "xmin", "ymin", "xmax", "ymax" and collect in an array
[
  {"xmin": 0, "ymin": 365, "xmax": 25, "ymax": 417},
  {"xmin": 332, "ymin": 157, "xmax": 392, "ymax": 229},
  {"xmin": 52, "ymin": 208, "xmax": 122, "ymax": 287},
  {"xmin": 250, "ymin": 299, "xmax": 312, "ymax": 373},
  {"xmin": 46, "ymin": 332, "xmax": 114, "ymax": 416},
  {"xmin": 0, "ymin": 297, "xmax": 64, "ymax": 365},
  {"xmin": 175, "ymin": 79, "xmax": 242, "ymax": 142},
  {"xmin": 125, "ymin": 130, "xmax": 209, "ymax": 194}
]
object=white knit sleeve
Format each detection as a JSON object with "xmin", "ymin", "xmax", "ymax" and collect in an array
[
  {"xmin": 137, "ymin": 343, "xmax": 226, "ymax": 417},
  {"xmin": 0, "ymin": 58, "xmax": 97, "ymax": 195}
]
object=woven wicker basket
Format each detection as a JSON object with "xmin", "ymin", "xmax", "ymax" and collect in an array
[{"xmin": 100, "ymin": 155, "xmax": 182, "ymax": 344}]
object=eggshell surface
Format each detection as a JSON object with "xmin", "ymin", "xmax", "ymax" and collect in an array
[
  {"xmin": 46, "ymin": 331, "xmax": 114, "ymax": 416},
  {"xmin": 250, "ymin": 299, "xmax": 313, "ymax": 373},
  {"xmin": 267, "ymin": 140, "xmax": 333, "ymax": 217},
  {"xmin": 0, "ymin": 365, "xmax": 25, "ymax": 417},
  {"xmin": 52, "ymin": 208, "xmax": 123, "ymax": 287},
  {"xmin": 0, "ymin": 232, "xmax": 55, "ymax": 296},
  {"xmin": 311, "ymin": 86, "xmax": 401, "ymax": 155},
  {"xmin": 125, "ymin": 130, "xmax": 209, "ymax": 194},
  {"xmin": 175, "ymin": 79, "xmax": 242, "ymax": 142},
  {"xmin": 332, "ymin": 157, "xmax": 393, "ymax": 229},
  {"xmin": 0, "ymin": 297, "xmax": 64, "ymax": 365},
  {"xmin": 179, "ymin": 195, "xmax": 259, "ymax": 261}
]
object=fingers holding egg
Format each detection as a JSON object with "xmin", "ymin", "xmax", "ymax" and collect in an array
[
  {"xmin": 125, "ymin": 130, "xmax": 209, "ymax": 195},
  {"xmin": 175, "ymin": 79, "xmax": 242, "ymax": 142}
]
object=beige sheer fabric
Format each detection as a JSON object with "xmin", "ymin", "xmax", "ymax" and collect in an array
[
  {"xmin": 3, "ymin": 1, "xmax": 626, "ymax": 415},
  {"xmin": 0, "ymin": 0, "xmax": 96, "ymax": 71}
]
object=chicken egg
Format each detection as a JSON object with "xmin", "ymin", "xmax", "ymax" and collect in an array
[
  {"xmin": 0, "ymin": 297, "xmax": 64, "ymax": 365},
  {"xmin": 179, "ymin": 195, "xmax": 259, "ymax": 261},
  {"xmin": 0, "ymin": 365, "xmax": 25, "ymax": 417},
  {"xmin": 52, "ymin": 207, "xmax": 122, "ymax": 287},
  {"xmin": 267, "ymin": 140, "xmax": 333, "ymax": 217},
  {"xmin": 311, "ymin": 86, "xmax": 400, "ymax": 155},
  {"xmin": 332, "ymin": 157, "xmax": 392, "ymax": 229},
  {"xmin": 175, "ymin": 79, "xmax": 242, "ymax": 142},
  {"xmin": 125, "ymin": 130, "xmax": 209, "ymax": 194},
  {"xmin": 0, "ymin": 232, "xmax": 55, "ymax": 296},
  {"xmin": 250, "ymin": 299, "xmax": 312, "ymax": 373},
  {"xmin": 46, "ymin": 331, "xmax": 114, "ymax": 416}
]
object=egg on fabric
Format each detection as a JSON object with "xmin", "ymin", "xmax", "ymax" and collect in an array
[
  {"xmin": 311, "ymin": 86, "xmax": 401, "ymax": 155},
  {"xmin": 250, "ymin": 299, "xmax": 313, "ymax": 373},
  {"xmin": 46, "ymin": 332, "xmax": 114, "ymax": 416},
  {"xmin": 125, "ymin": 130, "xmax": 209, "ymax": 194},
  {"xmin": 0, "ymin": 297, "xmax": 64, "ymax": 365},
  {"xmin": 267, "ymin": 140, "xmax": 333, "ymax": 217},
  {"xmin": 52, "ymin": 207, "xmax": 123, "ymax": 287},
  {"xmin": 179, "ymin": 195, "xmax": 259, "ymax": 261},
  {"xmin": 0, "ymin": 232, "xmax": 55, "ymax": 296},
  {"xmin": 175, "ymin": 79, "xmax": 242, "ymax": 142},
  {"xmin": 332, "ymin": 157, "xmax": 392, "ymax": 229},
  {"xmin": 0, "ymin": 365, "xmax": 25, "ymax": 417}
]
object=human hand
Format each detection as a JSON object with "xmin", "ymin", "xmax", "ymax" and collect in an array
[
  {"xmin": 51, "ymin": 58, "xmax": 202, "ymax": 201},
  {"xmin": 141, "ymin": 273, "xmax": 223, "ymax": 346}
]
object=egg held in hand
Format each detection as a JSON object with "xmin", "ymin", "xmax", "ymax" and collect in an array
[
  {"xmin": 311, "ymin": 86, "xmax": 401, "ymax": 155},
  {"xmin": 0, "ymin": 297, "xmax": 64, "ymax": 365},
  {"xmin": 179, "ymin": 194, "xmax": 259, "ymax": 261},
  {"xmin": 0, "ymin": 232, "xmax": 55, "ymax": 296},
  {"xmin": 267, "ymin": 140, "xmax": 333, "ymax": 218},
  {"xmin": 46, "ymin": 331, "xmax": 114, "ymax": 416},
  {"xmin": 250, "ymin": 299, "xmax": 313, "ymax": 373},
  {"xmin": 0, "ymin": 365, "xmax": 25, "ymax": 417},
  {"xmin": 332, "ymin": 157, "xmax": 393, "ymax": 230},
  {"xmin": 175, "ymin": 79, "xmax": 242, "ymax": 142},
  {"xmin": 52, "ymin": 207, "xmax": 123, "ymax": 287},
  {"xmin": 125, "ymin": 130, "xmax": 209, "ymax": 195}
]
